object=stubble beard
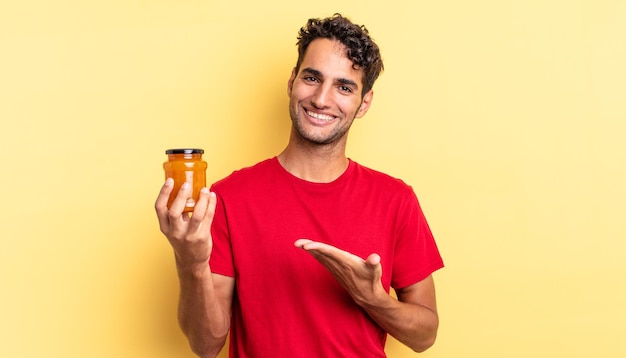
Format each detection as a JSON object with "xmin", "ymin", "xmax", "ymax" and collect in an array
[{"xmin": 289, "ymin": 105, "xmax": 353, "ymax": 147}]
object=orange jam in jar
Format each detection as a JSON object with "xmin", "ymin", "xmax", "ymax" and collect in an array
[{"xmin": 163, "ymin": 148, "xmax": 207, "ymax": 212}]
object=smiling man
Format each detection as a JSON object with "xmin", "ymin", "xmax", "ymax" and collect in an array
[
  {"xmin": 155, "ymin": 14, "xmax": 444, "ymax": 358},
  {"xmin": 287, "ymin": 39, "xmax": 371, "ymax": 148}
]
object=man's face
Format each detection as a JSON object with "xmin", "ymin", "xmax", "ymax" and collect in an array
[{"xmin": 287, "ymin": 38, "xmax": 373, "ymax": 146}]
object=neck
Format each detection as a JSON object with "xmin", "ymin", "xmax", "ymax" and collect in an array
[{"xmin": 277, "ymin": 134, "xmax": 349, "ymax": 183}]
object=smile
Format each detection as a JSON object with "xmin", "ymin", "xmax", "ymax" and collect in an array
[{"xmin": 306, "ymin": 109, "xmax": 335, "ymax": 122}]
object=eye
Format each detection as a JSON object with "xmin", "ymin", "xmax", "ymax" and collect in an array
[
  {"xmin": 303, "ymin": 76, "xmax": 319, "ymax": 83},
  {"xmin": 338, "ymin": 85, "xmax": 353, "ymax": 93}
]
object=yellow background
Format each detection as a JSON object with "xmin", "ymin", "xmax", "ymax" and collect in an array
[{"xmin": 1, "ymin": 1, "xmax": 625, "ymax": 357}]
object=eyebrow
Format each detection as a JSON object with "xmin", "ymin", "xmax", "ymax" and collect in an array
[{"xmin": 301, "ymin": 67, "xmax": 359, "ymax": 89}]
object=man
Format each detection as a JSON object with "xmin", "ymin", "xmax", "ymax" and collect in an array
[{"xmin": 156, "ymin": 14, "xmax": 444, "ymax": 358}]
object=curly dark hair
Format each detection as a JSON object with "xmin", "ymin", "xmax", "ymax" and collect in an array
[{"xmin": 294, "ymin": 14, "xmax": 384, "ymax": 97}]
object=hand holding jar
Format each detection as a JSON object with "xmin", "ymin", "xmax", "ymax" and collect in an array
[
  {"xmin": 155, "ymin": 148, "xmax": 217, "ymax": 270},
  {"xmin": 162, "ymin": 148, "xmax": 207, "ymax": 212}
]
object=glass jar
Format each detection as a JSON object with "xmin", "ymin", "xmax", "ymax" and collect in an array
[{"xmin": 163, "ymin": 148, "xmax": 207, "ymax": 212}]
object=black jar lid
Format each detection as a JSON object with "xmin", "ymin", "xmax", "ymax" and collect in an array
[{"xmin": 165, "ymin": 148, "xmax": 204, "ymax": 154}]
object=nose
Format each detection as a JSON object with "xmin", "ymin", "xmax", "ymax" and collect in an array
[{"xmin": 311, "ymin": 84, "xmax": 331, "ymax": 109}]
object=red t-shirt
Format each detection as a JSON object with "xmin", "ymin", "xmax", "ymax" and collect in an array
[{"xmin": 210, "ymin": 158, "xmax": 443, "ymax": 357}]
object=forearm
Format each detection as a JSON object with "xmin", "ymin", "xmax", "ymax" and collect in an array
[
  {"xmin": 359, "ymin": 292, "xmax": 439, "ymax": 352},
  {"xmin": 176, "ymin": 261, "xmax": 230, "ymax": 358}
]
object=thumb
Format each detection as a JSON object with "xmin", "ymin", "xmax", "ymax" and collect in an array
[{"xmin": 365, "ymin": 253, "xmax": 381, "ymax": 268}]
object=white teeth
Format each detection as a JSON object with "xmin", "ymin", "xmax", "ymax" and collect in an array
[{"xmin": 306, "ymin": 110, "xmax": 334, "ymax": 121}]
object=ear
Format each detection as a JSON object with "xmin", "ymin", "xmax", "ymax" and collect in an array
[
  {"xmin": 287, "ymin": 68, "xmax": 296, "ymax": 96},
  {"xmin": 356, "ymin": 90, "xmax": 374, "ymax": 118}
]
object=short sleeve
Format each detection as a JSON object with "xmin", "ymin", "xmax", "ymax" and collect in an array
[{"xmin": 391, "ymin": 188, "xmax": 444, "ymax": 289}]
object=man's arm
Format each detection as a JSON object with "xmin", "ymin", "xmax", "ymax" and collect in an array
[
  {"xmin": 294, "ymin": 239, "xmax": 439, "ymax": 352},
  {"xmin": 155, "ymin": 179, "xmax": 235, "ymax": 358},
  {"xmin": 177, "ymin": 268, "xmax": 234, "ymax": 358},
  {"xmin": 359, "ymin": 276, "xmax": 438, "ymax": 352}
]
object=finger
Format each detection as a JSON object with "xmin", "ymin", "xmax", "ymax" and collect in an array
[
  {"xmin": 155, "ymin": 178, "xmax": 174, "ymax": 231},
  {"xmin": 198, "ymin": 191, "xmax": 218, "ymax": 238},
  {"xmin": 294, "ymin": 238, "xmax": 314, "ymax": 248},
  {"xmin": 366, "ymin": 253, "xmax": 381, "ymax": 267},
  {"xmin": 300, "ymin": 241, "xmax": 348, "ymax": 259},
  {"xmin": 296, "ymin": 240, "xmax": 360, "ymax": 267},
  {"xmin": 155, "ymin": 178, "xmax": 174, "ymax": 211},
  {"xmin": 204, "ymin": 191, "xmax": 217, "ymax": 222},
  {"xmin": 187, "ymin": 188, "xmax": 212, "ymax": 232},
  {"xmin": 295, "ymin": 239, "xmax": 337, "ymax": 253},
  {"xmin": 169, "ymin": 181, "xmax": 191, "ymax": 215}
]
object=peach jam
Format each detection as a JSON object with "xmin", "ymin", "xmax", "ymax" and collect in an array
[{"xmin": 163, "ymin": 148, "xmax": 207, "ymax": 212}]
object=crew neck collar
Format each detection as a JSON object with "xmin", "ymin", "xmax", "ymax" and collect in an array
[{"xmin": 271, "ymin": 156, "xmax": 355, "ymax": 188}]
